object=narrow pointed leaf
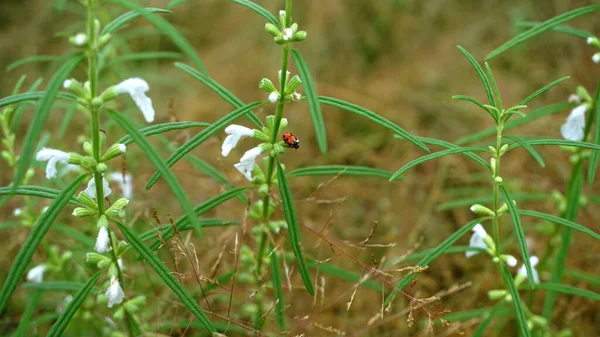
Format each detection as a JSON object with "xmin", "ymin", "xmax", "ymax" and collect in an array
[
  {"xmin": 587, "ymin": 82, "xmax": 600, "ymax": 184},
  {"xmin": 504, "ymin": 135, "xmax": 545, "ymax": 167},
  {"xmin": 101, "ymin": 7, "xmax": 172, "ymax": 34},
  {"xmin": 390, "ymin": 147, "xmax": 488, "ymax": 180},
  {"xmin": 23, "ymin": 281, "xmax": 101, "ymax": 292},
  {"xmin": 107, "ymin": 0, "xmax": 206, "ymax": 73},
  {"xmin": 288, "ymin": 165, "xmax": 400, "ymax": 180},
  {"xmin": 46, "ymin": 272, "xmax": 101, "ymax": 337},
  {"xmin": 0, "ymin": 175, "xmax": 86, "ymax": 314},
  {"xmin": 518, "ymin": 210, "xmax": 600, "ymax": 240},
  {"xmin": 456, "ymin": 102, "xmax": 573, "ymax": 144},
  {"xmin": 509, "ymin": 138, "xmax": 600, "ymax": 152},
  {"xmin": 318, "ymin": 96, "xmax": 429, "ymax": 152},
  {"xmin": 12, "ymin": 55, "xmax": 84, "ymax": 191},
  {"xmin": 499, "ymin": 186, "xmax": 533, "ymax": 287},
  {"xmin": 277, "ymin": 160, "xmax": 314, "ymax": 295},
  {"xmin": 292, "ymin": 50, "xmax": 327, "ymax": 154},
  {"xmin": 519, "ymin": 76, "xmax": 570, "ymax": 106},
  {"xmin": 175, "ymin": 62, "xmax": 263, "ymax": 127},
  {"xmin": 105, "ymin": 51, "xmax": 181, "ymax": 68},
  {"xmin": 387, "ymin": 245, "xmax": 487, "ymax": 266},
  {"xmin": 7, "ymin": 55, "xmax": 63, "ymax": 72},
  {"xmin": 436, "ymin": 193, "xmax": 547, "ymax": 211},
  {"xmin": 231, "ymin": 0, "xmax": 279, "ymax": 27},
  {"xmin": 269, "ymin": 246, "xmax": 286, "ymax": 331},
  {"xmin": 457, "ymin": 46, "xmax": 495, "ymax": 106},
  {"xmin": 487, "ymin": 5, "xmax": 600, "ymax": 60},
  {"xmin": 498, "ymin": 265, "xmax": 530, "ymax": 337},
  {"xmin": 565, "ymin": 269, "xmax": 600, "ymax": 287},
  {"xmin": 452, "ymin": 95, "xmax": 496, "ymax": 121},
  {"xmin": 107, "ymin": 110, "xmax": 203, "ymax": 235},
  {"xmin": 484, "ymin": 62, "xmax": 502, "ymax": 109},
  {"xmin": 117, "ymin": 121, "xmax": 210, "ymax": 145},
  {"xmin": 517, "ymin": 22, "xmax": 593, "ymax": 39},
  {"xmin": 146, "ymin": 101, "xmax": 265, "ymax": 189},
  {"xmin": 116, "ymin": 221, "xmax": 216, "ymax": 332},
  {"xmin": 0, "ymin": 91, "xmax": 77, "ymax": 109},
  {"xmin": 384, "ymin": 218, "xmax": 484, "ymax": 306},
  {"xmin": 535, "ymin": 283, "xmax": 600, "ymax": 301},
  {"xmin": 0, "ymin": 186, "xmax": 82, "ymax": 206}
]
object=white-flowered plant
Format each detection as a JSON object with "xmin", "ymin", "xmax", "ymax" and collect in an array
[
  {"xmin": 95, "ymin": 226, "xmax": 111, "ymax": 253},
  {"xmin": 560, "ymin": 104, "xmax": 588, "ymax": 141},
  {"xmin": 222, "ymin": 125, "xmax": 257, "ymax": 157},
  {"xmin": 105, "ymin": 277, "xmax": 125, "ymax": 308},
  {"xmin": 517, "ymin": 256, "xmax": 540, "ymax": 284},
  {"xmin": 466, "ymin": 224, "xmax": 492, "ymax": 258},
  {"xmin": 26, "ymin": 265, "xmax": 46, "ymax": 283},
  {"xmin": 36, "ymin": 148, "xmax": 71, "ymax": 179},
  {"xmin": 84, "ymin": 177, "xmax": 112, "ymax": 199},
  {"xmin": 113, "ymin": 78, "xmax": 155, "ymax": 123},
  {"xmin": 107, "ymin": 172, "xmax": 133, "ymax": 199},
  {"xmin": 234, "ymin": 146, "xmax": 266, "ymax": 181}
]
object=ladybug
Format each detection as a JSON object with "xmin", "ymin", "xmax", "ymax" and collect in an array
[{"xmin": 282, "ymin": 132, "xmax": 300, "ymax": 149}]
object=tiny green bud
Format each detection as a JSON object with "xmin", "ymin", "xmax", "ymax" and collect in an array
[
  {"xmin": 101, "ymin": 143, "xmax": 127, "ymax": 162},
  {"xmin": 253, "ymin": 130, "xmax": 270, "ymax": 142},
  {"xmin": 579, "ymin": 195, "xmax": 588, "ymax": 206},
  {"xmin": 285, "ymin": 75, "xmax": 302, "ymax": 94},
  {"xmin": 575, "ymin": 85, "xmax": 591, "ymax": 102},
  {"xmin": 77, "ymin": 191, "xmax": 98, "ymax": 210},
  {"xmin": 99, "ymin": 86, "xmax": 118, "ymax": 102},
  {"xmin": 273, "ymin": 142, "xmax": 286, "ymax": 157},
  {"xmin": 258, "ymin": 183, "xmax": 269, "ymax": 197},
  {"xmin": 248, "ymin": 200, "xmax": 264, "ymax": 220},
  {"xmin": 61, "ymin": 250, "xmax": 73, "ymax": 263},
  {"xmin": 105, "ymin": 198, "xmax": 129, "ymax": 219},
  {"xmin": 494, "ymin": 176, "xmax": 503, "ymax": 184},
  {"xmin": 488, "ymin": 146, "xmax": 496, "ymax": 155},
  {"xmin": 259, "ymin": 78, "xmax": 277, "ymax": 93},
  {"xmin": 490, "ymin": 158, "xmax": 496, "ymax": 172},
  {"xmin": 530, "ymin": 315, "xmax": 548, "ymax": 328},
  {"xmin": 469, "ymin": 204, "xmax": 494, "ymax": 216},
  {"xmin": 292, "ymin": 30, "xmax": 307, "ymax": 42},
  {"xmin": 72, "ymin": 207, "xmax": 98, "ymax": 218},
  {"xmin": 99, "ymin": 130, "xmax": 107, "ymax": 149},
  {"xmin": 499, "ymin": 254, "xmax": 518, "ymax": 267},
  {"xmin": 91, "ymin": 97, "xmax": 103, "ymax": 109},
  {"xmin": 265, "ymin": 23, "xmax": 280, "ymax": 37},
  {"xmin": 278, "ymin": 9, "xmax": 287, "ymax": 29},
  {"xmin": 96, "ymin": 163, "xmax": 108, "ymax": 174},
  {"xmin": 83, "ymin": 141, "xmax": 93, "ymax": 156},
  {"xmin": 67, "ymin": 152, "xmax": 85, "ymax": 166},
  {"xmin": 63, "ymin": 79, "xmax": 89, "ymax": 99},
  {"xmin": 266, "ymin": 115, "xmax": 276, "ymax": 132},
  {"xmin": 108, "ymin": 263, "xmax": 119, "ymax": 278},
  {"xmin": 80, "ymin": 156, "xmax": 97, "ymax": 169},
  {"xmin": 499, "ymin": 144, "xmax": 509, "ymax": 155},
  {"xmin": 97, "ymin": 214, "xmax": 108, "ymax": 229},
  {"xmin": 487, "ymin": 289, "xmax": 508, "ymax": 301},
  {"xmin": 278, "ymin": 118, "xmax": 289, "ymax": 132},
  {"xmin": 86, "ymin": 252, "xmax": 111, "ymax": 266},
  {"xmin": 113, "ymin": 307, "xmax": 125, "ymax": 320},
  {"xmin": 274, "ymin": 36, "xmax": 285, "ymax": 45},
  {"xmin": 69, "ymin": 33, "xmax": 89, "ymax": 47},
  {"xmin": 97, "ymin": 34, "xmax": 111, "ymax": 49}
]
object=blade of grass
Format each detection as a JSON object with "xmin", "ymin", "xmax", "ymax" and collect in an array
[
  {"xmin": 384, "ymin": 218, "xmax": 484, "ymax": 306},
  {"xmin": 101, "ymin": 7, "xmax": 172, "ymax": 34},
  {"xmin": 0, "ymin": 92, "xmax": 76, "ymax": 109},
  {"xmin": 107, "ymin": 109, "xmax": 204, "ymax": 235},
  {"xmin": 457, "ymin": 46, "xmax": 495, "ymax": 106},
  {"xmin": 288, "ymin": 165, "xmax": 401, "ymax": 180},
  {"xmin": 46, "ymin": 272, "xmax": 101, "ymax": 337},
  {"xmin": 0, "ymin": 175, "xmax": 86, "ymax": 314},
  {"xmin": 452, "ymin": 95, "xmax": 496, "ymax": 121},
  {"xmin": 565, "ymin": 269, "xmax": 600, "ymax": 287},
  {"xmin": 277, "ymin": 160, "xmax": 314, "ymax": 295},
  {"xmin": 318, "ymin": 96, "xmax": 429, "ymax": 152},
  {"xmin": 389, "ymin": 147, "xmax": 488, "ymax": 180},
  {"xmin": 12, "ymin": 55, "xmax": 83, "ymax": 191},
  {"xmin": 504, "ymin": 135, "xmax": 545, "ymax": 167},
  {"xmin": 487, "ymin": 5, "xmax": 600, "ymax": 60},
  {"xmin": 146, "ymin": 101, "xmax": 265, "ymax": 189},
  {"xmin": 230, "ymin": 0, "xmax": 279, "ymax": 27},
  {"xmin": 107, "ymin": 0, "xmax": 206, "ymax": 73},
  {"xmin": 269, "ymin": 245, "xmax": 286, "ymax": 331},
  {"xmin": 292, "ymin": 50, "xmax": 327, "ymax": 154},
  {"xmin": 175, "ymin": 62, "xmax": 263, "ymax": 127},
  {"xmin": 117, "ymin": 121, "xmax": 210, "ymax": 145},
  {"xmin": 116, "ymin": 221, "xmax": 216, "ymax": 332}
]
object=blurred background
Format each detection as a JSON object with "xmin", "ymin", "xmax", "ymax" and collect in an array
[{"xmin": 0, "ymin": 0, "xmax": 599, "ymax": 336}]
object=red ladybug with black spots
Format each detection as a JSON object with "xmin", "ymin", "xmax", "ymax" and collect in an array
[{"xmin": 282, "ymin": 132, "xmax": 300, "ymax": 149}]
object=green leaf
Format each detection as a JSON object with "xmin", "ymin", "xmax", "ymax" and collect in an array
[
  {"xmin": 0, "ymin": 185, "xmax": 82, "ymax": 206},
  {"xmin": 23, "ymin": 281, "xmax": 100, "ymax": 293},
  {"xmin": 107, "ymin": 1, "xmax": 206, "ymax": 73},
  {"xmin": 230, "ymin": 0, "xmax": 279, "ymax": 27},
  {"xmin": 146, "ymin": 101, "xmax": 265, "ymax": 189},
  {"xmin": 6, "ymin": 55, "xmax": 63, "ymax": 72},
  {"xmin": 535, "ymin": 283, "xmax": 600, "ymax": 301},
  {"xmin": 484, "ymin": 62, "xmax": 502, "ymax": 109},
  {"xmin": 498, "ymin": 265, "xmax": 531, "ymax": 337},
  {"xmin": 116, "ymin": 221, "xmax": 216, "ymax": 332},
  {"xmin": 587, "ymin": 81, "xmax": 600, "ymax": 184},
  {"xmin": 499, "ymin": 186, "xmax": 533, "ymax": 288},
  {"xmin": 509, "ymin": 138, "xmax": 600, "ymax": 152},
  {"xmin": 516, "ymin": 21, "xmax": 593, "ymax": 39},
  {"xmin": 518, "ymin": 210, "xmax": 600, "ymax": 240},
  {"xmin": 383, "ymin": 218, "xmax": 484, "ymax": 306},
  {"xmin": 141, "ymin": 219, "xmax": 239, "ymax": 243},
  {"xmin": 292, "ymin": 50, "xmax": 327, "ymax": 154},
  {"xmin": 394, "ymin": 135, "xmax": 491, "ymax": 170},
  {"xmin": 519, "ymin": 76, "xmax": 570, "ymax": 106},
  {"xmin": 504, "ymin": 135, "xmax": 545, "ymax": 167},
  {"xmin": 288, "ymin": 165, "xmax": 401, "ymax": 180},
  {"xmin": 452, "ymin": 95, "xmax": 496, "ymax": 121},
  {"xmin": 436, "ymin": 193, "xmax": 547, "ymax": 211},
  {"xmin": 175, "ymin": 62, "xmax": 263, "ymax": 127},
  {"xmin": 107, "ymin": 109, "xmax": 203, "ymax": 235},
  {"xmin": 104, "ymin": 51, "xmax": 181, "ymax": 68},
  {"xmin": 457, "ymin": 46, "xmax": 495, "ymax": 107},
  {"xmin": 276, "ymin": 160, "xmax": 314, "ymax": 295},
  {"xmin": 101, "ymin": 7, "xmax": 173, "ymax": 35},
  {"xmin": 117, "ymin": 121, "xmax": 209, "ymax": 145},
  {"xmin": 389, "ymin": 147, "xmax": 488, "ymax": 180},
  {"xmin": 0, "ymin": 92, "xmax": 77, "ymax": 109},
  {"xmin": 145, "ymin": 187, "xmax": 249, "ymax": 251},
  {"xmin": 46, "ymin": 272, "xmax": 101, "ymax": 337},
  {"xmin": 167, "ymin": 0, "xmax": 187, "ymax": 9},
  {"xmin": 487, "ymin": 5, "xmax": 600, "ymax": 60},
  {"xmin": 386, "ymin": 245, "xmax": 486, "ymax": 266},
  {"xmin": 12, "ymin": 55, "xmax": 83, "ymax": 191},
  {"xmin": 456, "ymin": 102, "xmax": 573, "ymax": 144},
  {"xmin": 565, "ymin": 269, "xmax": 600, "ymax": 287},
  {"xmin": 318, "ymin": 96, "xmax": 429, "ymax": 152},
  {"xmin": 269, "ymin": 246, "xmax": 286, "ymax": 331},
  {"xmin": 0, "ymin": 175, "xmax": 86, "ymax": 314}
]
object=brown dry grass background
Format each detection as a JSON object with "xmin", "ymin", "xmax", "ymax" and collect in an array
[{"xmin": 0, "ymin": 0, "xmax": 599, "ymax": 336}]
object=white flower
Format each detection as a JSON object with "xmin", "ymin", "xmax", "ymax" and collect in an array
[
  {"xmin": 73, "ymin": 33, "xmax": 87, "ymax": 46},
  {"xmin": 84, "ymin": 177, "xmax": 112, "ymax": 199},
  {"xmin": 518, "ymin": 256, "xmax": 540, "ymax": 284},
  {"xmin": 118, "ymin": 144, "xmax": 126, "ymax": 153},
  {"xmin": 107, "ymin": 172, "xmax": 133, "ymax": 199},
  {"xmin": 115, "ymin": 78, "xmax": 155, "ymax": 123},
  {"xmin": 106, "ymin": 276, "xmax": 125, "ymax": 308},
  {"xmin": 567, "ymin": 94, "xmax": 581, "ymax": 104},
  {"xmin": 221, "ymin": 125, "xmax": 255, "ymax": 157},
  {"xmin": 466, "ymin": 224, "xmax": 488, "ymax": 258},
  {"xmin": 63, "ymin": 79, "xmax": 72, "ymax": 89},
  {"xmin": 291, "ymin": 92, "xmax": 301, "ymax": 102},
  {"xmin": 268, "ymin": 91, "xmax": 280, "ymax": 103},
  {"xmin": 282, "ymin": 28, "xmax": 293, "ymax": 41},
  {"xmin": 506, "ymin": 255, "xmax": 518, "ymax": 267},
  {"xmin": 560, "ymin": 104, "xmax": 587, "ymax": 141},
  {"xmin": 13, "ymin": 208, "xmax": 22, "ymax": 216},
  {"xmin": 36, "ymin": 148, "xmax": 70, "ymax": 179},
  {"xmin": 593, "ymin": 53, "xmax": 600, "ymax": 64},
  {"xmin": 95, "ymin": 226, "xmax": 112, "ymax": 253},
  {"xmin": 26, "ymin": 265, "xmax": 46, "ymax": 283},
  {"xmin": 118, "ymin": 258, "xmax": 124, "ymax": 270},
  {"xmin": 587, "ymin": 37, "xmax": 595, "ymax": 45},
  {"xmin": 234, "ymin": 146, "xmax": 263, "ymax": 181},
  {"xmin": 279, "ymin": 10, "xmax": 286, "ymax": 16}
]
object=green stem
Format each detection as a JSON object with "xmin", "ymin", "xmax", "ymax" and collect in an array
[{"xmin": 491, "ymin": 123, "xmax": 503, "ymax": 252}]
